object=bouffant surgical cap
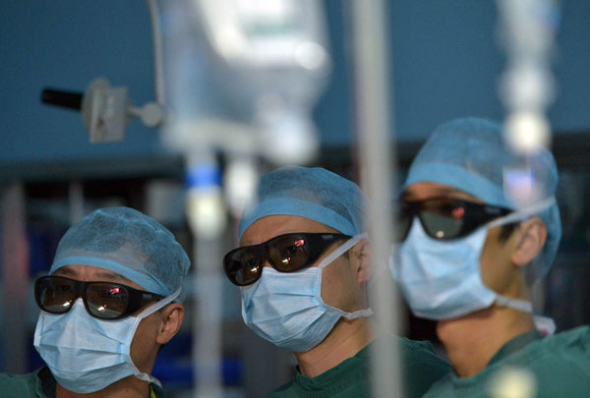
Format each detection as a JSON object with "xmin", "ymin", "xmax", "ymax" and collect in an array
[
  {"xmin": 404, "ymin": 117, "xmax": 561, "ymax": 279},
  {"xmin": 238, "ymin": 166, "xmax": 368, "ymax": 240},
  {"xmin": 50, "ymin": 207, "xmax": 190, "ymax": 297}
]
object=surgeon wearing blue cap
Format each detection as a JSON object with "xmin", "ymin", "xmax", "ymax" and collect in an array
[
  {"xmin": 0, "ymin": 207, "xmax": 191, "ymax": 397},
  {"xmin": 393, "ymin": 117, "xmax": 590, "ymax": 397},
  {"xmin": 223, "ymin": 166, "xmax": 450, "ymax": 397}
]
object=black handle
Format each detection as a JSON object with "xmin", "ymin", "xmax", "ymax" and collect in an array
[{"xmin": 41, "ymin": 88, "xmax": 83, "ymax": 111}]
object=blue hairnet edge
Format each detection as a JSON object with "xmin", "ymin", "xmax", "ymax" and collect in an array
[
  {"xmin": 238, "ymin": 198, "xmax": 358, "ymax": 241},
  {"xmin": 50, "ymin": 256, "xmax": 170, "ymax": 297},
  {"xmin": 404, "ymin": 163, "xmax": 513, "ymax": 209}
]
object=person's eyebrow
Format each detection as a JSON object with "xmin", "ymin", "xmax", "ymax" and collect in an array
[
  {"xmin": 94, "ymin": 271, "xmax": 129, "ymax": 283},
  {"xmin": 92, "ymin": 271, "xmax": 139, "ymax": 287},
  {"xmin": 52, "ymin": 267, "xmax": 76, "ymax": 277},
  {"xmin": 53, "ymin": 266, "xmax": 133, "ymax": 285},
  {"xmin": 402, "ymin": 186, "xmax": 475, "ymax": 201}
]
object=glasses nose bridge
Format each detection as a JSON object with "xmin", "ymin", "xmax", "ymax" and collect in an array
[
  {"xmin": 58, "ymin": 279, "xmax": 86, "ymax": 314},
  {"xmin": 411, "ymin": 203, "xmax": 434, "ymax": 231},
  {"xmin": 408, "ymin": 201, "xmax": 424, "ymax": 217},
  {"xmin": 70, "ymin": 279, "xmax": 88, "ymax": 302},
  {"xmin": 257, "ymin": 243, "xmax": 275, "ymax": 268},
  {"xmin": 397, "ymin": 203, "xmax": 421, "ymax": 240},
  {"xmin": 399, "ymin": 201, "xmax": 420, "ymax": 220}
]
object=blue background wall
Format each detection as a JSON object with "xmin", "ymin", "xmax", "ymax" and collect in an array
[
  {"xmin": 1, "ymin": 0, "xmax": 589, "ymax": 169},
  {"xmin": 0, "ymin": 1, "xmax": 159, "ymax": 167}
]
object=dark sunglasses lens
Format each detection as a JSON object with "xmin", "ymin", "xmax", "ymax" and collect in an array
[
  {"xmin": 86, "ymin": 283, "xmax": 129, "ymax": 319},
  {"xmin": 420, "ymin": 212, "xmax": 464, "ymax": 240},
  {"xmin": 419, "ymin": 201, "xmax": 467, "ymax": 240},
  {"xmin": 36, "ymin": 278, "xmax": 75, "ymax": 314},
  {"xmin": 225, "ymin": 249, "xmax": 262, "ymax": 286},
  {"xmin": 267, "ymin": 235, "xmax": 309, "ymax": 272}
]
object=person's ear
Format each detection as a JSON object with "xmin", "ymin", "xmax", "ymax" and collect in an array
[
  {"xmin": 156, "ymin": 303, "xmax": 184, "ymax": 345},
  {"xmin": 511, "ymin": 218, "xmax": 547, "ymax": 267},
  {"xmin": 352, "ymin": 239, "xmax": 372, "ymax": 284}
]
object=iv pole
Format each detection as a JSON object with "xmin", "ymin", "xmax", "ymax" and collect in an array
[{"xmin": 351, "ymin": 1, "xmax": 403, "ymax": 397}]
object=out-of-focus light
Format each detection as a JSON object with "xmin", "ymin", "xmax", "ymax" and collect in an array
[
  {"xmin": 235, "ymin": 0, "xmax": 295, "ymax": 23},
  {"xmin": 503, "ymin": 167, "xmax": 538, "ymax": 206},
  {"xmin": 224, "ymin": 158, "xmax": 259, "ymax": 218},
  {"xmin": 504, "ymin": 112, "xmax": 550, "ymax": 155},
  {"xmin": 260, "ymin": 111, "xmax": 319, "ymax": 165},
  {"xmin": 489, "ymin": 366, "xmax": 537, "ymax": 398},
  {"xmin": 215, "ymin": 25, "xmax": 246, "ymax": 59},
  {"xmin": 500, "ymin": 64, "xmax": 554, "ymax": 110},
  {"xmin": 185, "ymin": 161, "xmax": 226, "ymax": 239},
  {"xmin": 295, "ymin": 42, "xmax": 328, "ymax": 71},
  {"xmin": 186, "ymin": 189, "xmax": 226, "ymax": 239}
]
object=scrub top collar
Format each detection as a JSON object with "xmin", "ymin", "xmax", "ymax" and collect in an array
[{"xmin": 487, "ymin": 329, "xmax": 544, "ymax": 367}]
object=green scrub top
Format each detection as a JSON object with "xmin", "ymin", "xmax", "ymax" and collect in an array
[
  {"xmin": 423, "ymin": 326, "xmax": 590, "ymax": 398},
  {"xmin": 265, "ymin": 335, "xmax": 451, "ymax": 398},
  {"xmin": 0, "ymin": 366, "xmax": 166, "ymax": 398}
]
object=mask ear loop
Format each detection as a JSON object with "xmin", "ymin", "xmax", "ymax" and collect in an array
[
  {"xmin": 494, "ymin": 296, "xmax": 556, "ymax": 335},
  {"xmin": 485, "ymin": 196, "xmax": 556, "ymax": 229},
  {"xmin": 483, "ymin": 196, "xmax": 557, "ymax": 333},
  {"xmin": 315, "ymin": 232, "xmax": 374, "ymax": 320},
  {"xmin": 128, "ymin": 287, "xmax": 183, "ymax": 387},
  {"xmin": 136, "ymin": 287, "xmax": 182, "ymax": 320},
  {"xmin": 316, "ymin": 232, "xmax": 369, "ymax": 270}
]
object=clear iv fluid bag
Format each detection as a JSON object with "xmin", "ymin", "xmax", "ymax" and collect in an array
[{"xmin": 160, "ymin": 0, "xmax": 331, "ymax": 164}]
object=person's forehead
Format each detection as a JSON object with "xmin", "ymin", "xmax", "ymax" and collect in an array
[
  {"xmin": 240, "ymin": 215, "xmax": 339, "ymax": 246},
  {"xmin": 402, "ymin": 182, "xmax": 483, "ymax": 203},
  {"xmin": 52, "ymin": 265, "xmax": 144, "ymax": 290}
]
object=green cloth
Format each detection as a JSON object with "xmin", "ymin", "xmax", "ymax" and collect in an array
[
  {"xmin": 266, "ymin": 335, "xmax": 451, "ymax": 397},
  {"xmin": 0, "ymin": 366, "xmax": 167, "ymax": 398},
  {"xmin": 423, "ymin": 326, "xmax": 590, "ymax": 398}
]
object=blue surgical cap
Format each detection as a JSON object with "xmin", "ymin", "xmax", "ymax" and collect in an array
[
  {"xmin": 50, "ymin": 207, "xmax": 191, "ymax": 297},
  {"xmin": 404, "ymin": 117, "xmax": 561, "ymax": 279},
  {"xmin": 238, "ymin": 166, "xmax": 368, "ymax": 240}
]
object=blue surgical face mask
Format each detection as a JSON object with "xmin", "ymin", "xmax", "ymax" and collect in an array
[
  {"xmin": 393, "ymin": 198, "xmax": 556, "ymax": 322},
  {"xmin": 241, "ymin": 233, "xmax": 373, "ymax": 352},
  {"xmin": 34, "ymin": 287, "xmax": 181, "ymax": 394}
]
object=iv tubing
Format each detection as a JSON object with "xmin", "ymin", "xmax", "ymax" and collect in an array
[{"xmin": 145, "ymin": 0, "xmax": 166, "ymax": 104}]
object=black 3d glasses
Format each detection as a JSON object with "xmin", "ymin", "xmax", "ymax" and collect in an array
[
  {"xmin": 397, "ymin": 198, "xmax": 513, "ymax": 241},
  {"xmin": 223, "ymin": 232, "xmax": 351, "ymax": 287},
  {"xmin": 35, "ymin": 275, "xmax": 164, "ymax": 320}
]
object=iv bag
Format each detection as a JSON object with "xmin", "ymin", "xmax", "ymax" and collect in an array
[{"xmin": 160, "ymin": 0, "xmax": 331, "ymax": 165}]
